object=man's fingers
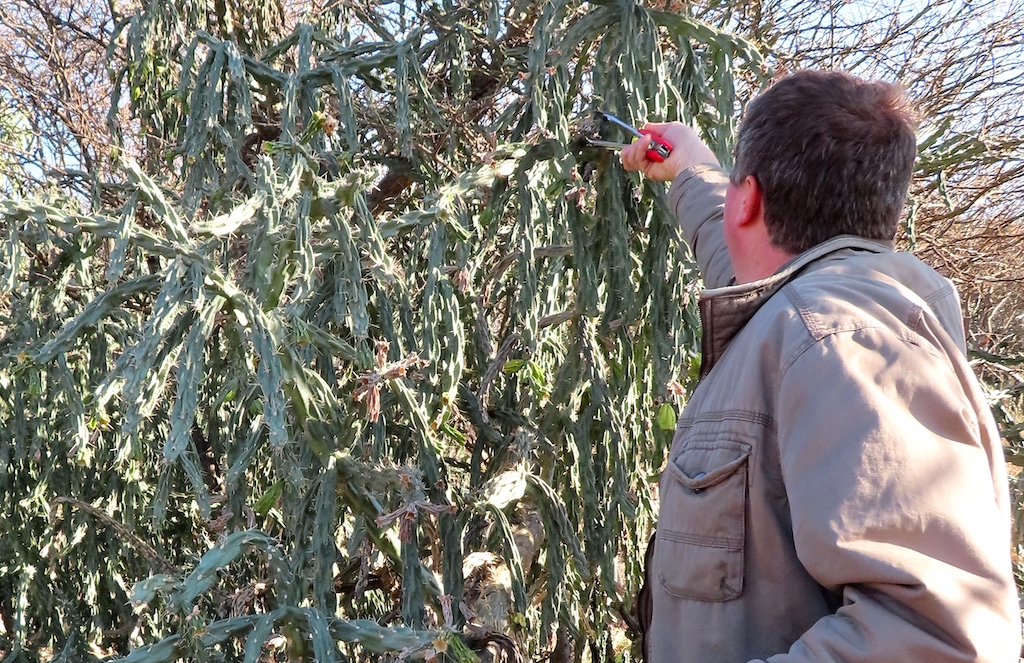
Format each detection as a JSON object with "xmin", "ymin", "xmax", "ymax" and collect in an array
[
  {"xmin": 620, "ymin": 136, "xmax": 651, "ymax": 172},
  {"xmin": 619, "ymin": 120, "xmax": 718, "ymax": 181},
  {"xmin": 628, "ymin": 121, "xmax": 720, "ymax": 181}
]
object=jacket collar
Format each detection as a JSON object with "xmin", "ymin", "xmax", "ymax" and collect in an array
[{"xmin": 697, "ymin": 235, "xmax": 893, "ymax": 379}]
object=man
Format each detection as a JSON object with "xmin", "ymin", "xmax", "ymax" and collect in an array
[{"xmin": 620, "ymin": 70, "xmax": 1021, "ymax": 662}]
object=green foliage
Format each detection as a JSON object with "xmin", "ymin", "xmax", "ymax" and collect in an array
[{"xmin": 0, "ymin": 0, "xmax": 762, "ymax": 660}]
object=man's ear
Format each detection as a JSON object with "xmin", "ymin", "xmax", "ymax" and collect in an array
[{"xmin": 733, "ymin": 175, "xmax": 763, "ymax": 228}]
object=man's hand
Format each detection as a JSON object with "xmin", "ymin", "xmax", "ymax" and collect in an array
[{"xmin": 620, "ymin": 121, "xmax": 720, "ymax": 182}]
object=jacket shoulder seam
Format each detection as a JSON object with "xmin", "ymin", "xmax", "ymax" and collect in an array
[
  {"xmin": 782, "ymin": 282, "xmax": 938, "ymax": 352},
  {"xmin": 779, "ymin": 316, "xmax": 945, "ymax": 380}
]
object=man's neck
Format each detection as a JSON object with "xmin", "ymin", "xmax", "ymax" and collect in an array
[{"xmin": 731, "ymin": 237, "xmax": 794, "ymax": 284}]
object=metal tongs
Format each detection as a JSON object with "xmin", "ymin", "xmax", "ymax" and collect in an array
[{"xmin": 584, "ymin": 111, "xmax": 674, "ymax": 162}]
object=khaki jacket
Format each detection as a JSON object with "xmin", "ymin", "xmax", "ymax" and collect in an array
[{"xmin": 647, "ymin": 164, "xmax": 1021, "ymax": 663}]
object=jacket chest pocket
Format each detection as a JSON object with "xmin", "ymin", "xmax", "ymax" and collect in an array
[{"xmin": 656, "ymin": 440, "xmax": 750, "ymax": 601}]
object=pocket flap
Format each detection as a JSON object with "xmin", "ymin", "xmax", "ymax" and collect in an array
[
  {"xmin": 657, "ymin": 439, "xmax": 751, "ymax": 601},
  {"xmin": 667, "ymin": 442, "xmax": 750, "ymax": 492}
]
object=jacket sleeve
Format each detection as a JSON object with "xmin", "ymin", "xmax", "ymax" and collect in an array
[
  {"xmin": 666, "ymin": 163, "xmax": 735, "ymax": 290},
  {"xmin": 757, "ymin": 324, "xmax": 1020, "ymax": 663}
]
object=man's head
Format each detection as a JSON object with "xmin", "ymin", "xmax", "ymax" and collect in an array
[{"xmin": 729, "ymin": 70, "xmax": 918, "ymax": 255}]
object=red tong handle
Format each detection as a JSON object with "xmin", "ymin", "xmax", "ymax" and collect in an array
[{"xmin": 640, "ymin": 130, "xmax": 673, "ymax": 163}]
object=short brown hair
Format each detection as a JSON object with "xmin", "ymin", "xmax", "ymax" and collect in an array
[{"xmin": 730, "ymin": 70, "xmax": 918, "ymax": 254}]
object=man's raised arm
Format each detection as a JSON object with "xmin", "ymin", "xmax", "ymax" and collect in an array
[{"xmin": 620, "ymin": 122, "xmax": 736, "ymax": 289}]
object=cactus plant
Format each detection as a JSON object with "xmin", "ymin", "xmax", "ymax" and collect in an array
[{"xmin": 0, "ymin": 0, "xmax": 763, "ymax": 660}]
